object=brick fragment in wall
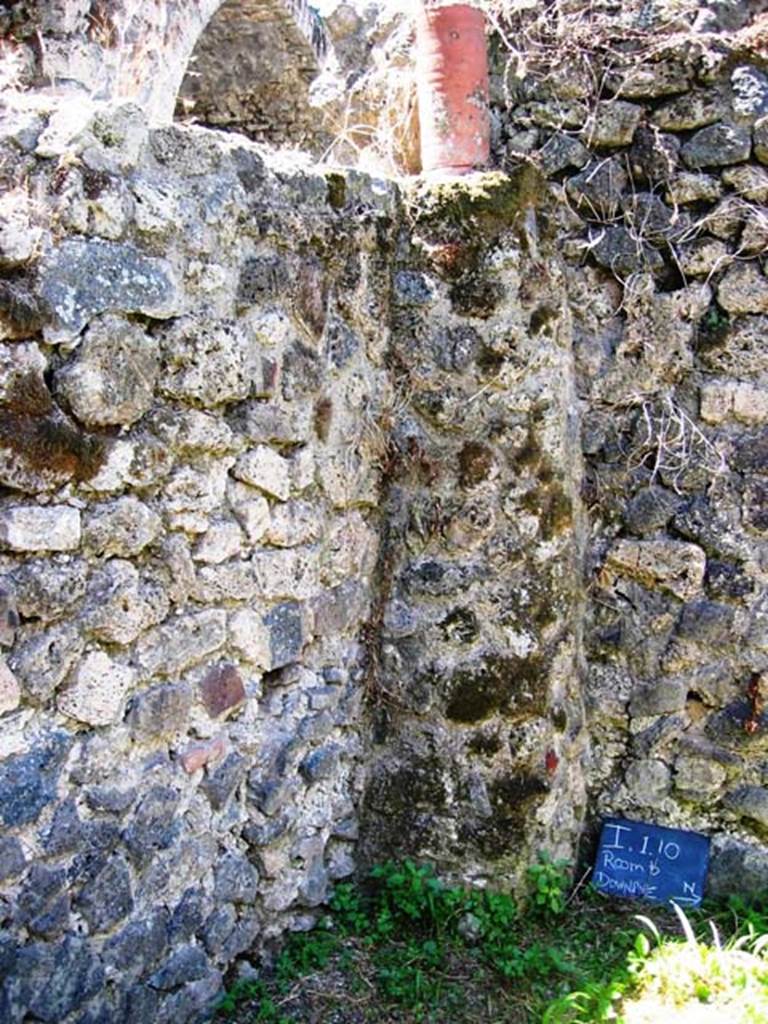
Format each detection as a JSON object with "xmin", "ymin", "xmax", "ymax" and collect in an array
[
  {"xmin": 199, "ymin": 663, "xmax": 246, "ymax": 718},
  {"xmin": 180, "ymin": 735, "xmax": 227, "ymax": 774}
]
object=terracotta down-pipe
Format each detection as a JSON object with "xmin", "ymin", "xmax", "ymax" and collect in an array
[{"xmin": 414, "ymin": 1, "xmax": 490, "ymax": 175}]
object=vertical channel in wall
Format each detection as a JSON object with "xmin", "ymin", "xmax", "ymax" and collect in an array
[{"xmin": 359, "ymin": 166, "xmax": 588, "ymax": 888}]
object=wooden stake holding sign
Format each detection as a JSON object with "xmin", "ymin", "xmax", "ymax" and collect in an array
[{"xmin": 593, "ymin": 817, "xmax": 711, "ymax": 907}]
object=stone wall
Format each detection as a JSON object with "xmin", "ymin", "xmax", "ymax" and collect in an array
[
  {"xmin": 487, "ymin": 0, "xmax": 768, "ymax": 892},
  {"xmin": 4, "ymin": 1, "xmax": 768, "ymax": 1020},
  {"xmin": 0, "ymin": 104, "xmax": 395, "ymax": 1023}
]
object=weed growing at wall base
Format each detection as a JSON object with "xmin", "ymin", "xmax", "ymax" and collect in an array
[{"xmin": 216, "ymin": 865, "xmax": 768, "ymax": 1023}]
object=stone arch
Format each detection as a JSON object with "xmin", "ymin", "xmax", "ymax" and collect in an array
[
  {"xmin": 7, "ymin": 1, "xmax": 331, "ymax": 131},
  {"xmin": 175, "ymin": 0, "xmax": 334, "ymax": 149}
]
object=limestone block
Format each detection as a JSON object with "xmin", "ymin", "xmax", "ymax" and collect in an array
[
  {"xmin": 81, "ymin": 561, "xmax": 167, "ymax": 646},
  {"xmin": 601, "ymin": 539, "xmax": 706, "ymax": 601},
  {"xmin": 741, "ymin": 209, "xmax": 768, "ymax": 254},
  {"xmin": 583, "ymin": 100, "xmax": 643, "ymax": 148},
  {"xmin": 736, "ymin": 384, "xmax": 768, "ymax": 424},
  {"xmin": 158, "ymin": 317, "xmax": 250, "ymax": 407},
  {"xmin": 674, "ymin": 756, "xmax": 727, "ymax": 798},
  {"xmin": 40, "ymin": 239, "xmax": 178, "ymax": 342},
  {"xmin": 57, "ymin": 650, "xmax": 135, "ymax": 726},
  {"xmin": 698, "ymin": 314, "xmax": 768, "ymax": 377},
  {"xmin": 135, "ymin": 609, "xmax": 227, "ymax": 677},
  {"xmin": 55, "ymin": 315, "xmax": 159, "ymax": 427},
  {"xmin": 681, "ymin": 124, "xmax": 752, "ymax": 169},
  {"xmin": 252, "ymin": 547, "xmax": 319, "ymax": 601},
  {"xmin": 192, "ymin": 562, "xmax": 256, "ymax": 604},
  {"xmin": 732, "ymin": 65, "xmax": 768, "ymax": 124},
  {"xmin": 0, "ymin": 656, "xmax": 20, "ymax": 715},
  {"xmin": 724, "ymin": 785, "xmax": 768, "ymax": 830},
  {"xmin": 699, "ymin": 198, "xmax": 745, "ymax": 241},
  {"xmin": 717, "ymin": 262, "xmax": 768, "ymax": 314},
  {"xmin": 233, "ymin": 446, "xmax": 291, "ymax": 501},
  {"xmin": 290, "ymin": 447, "xmax": 316, "ymax": 493},
  {"xmin": 193, "ymin": 521, "xmax": 244, "ymax": 564},
  {"xmin": 624, "ymin": 758, "xmax": 671, "ymax": 804},
  {"xmin": 83, "ymin": 496, "xmax": 161, "ymax": 557},
  {"xmin": 162, "ymin": 459, "xmax": 232, "ymax": 533},
  {"xmin": 228, "ymin": 608, "xmax": 271, "ymax": 669},
  {"xmin": 88, "ymin": 181, "xmax": 129, "ymax": 241},
  {"xmin": 8, "ymin": 622, "xmax": 84, "ymax": 703},
  {"xmin": 700, "ymin": 382, "xmax": 733, "ymax": 424},
  {"xmin": 266, "ymin": 501, "xmax": 322, "ymax": 547},
  {"xmin": 676, "ymin": 238, "xmax": 730, "ymax": 278},
  {"xmin": 652, "ymin": 90, "xmax": 728, "ymax": 131},
  {"xmin": 0, "ymin": 188, "xmax": 42, "ymax": 267},
  {"xmin": 81, "ymin": 439, "xmax": 135, "ymax": 493},
  {"xmin": 664, "ymin": 172, "xmax": 722, "ymax": 205},
  {"xmin": 12, "ymin": 558, "xmax": 87, "ymax": 622},
  {"xmin": 701, "ymin": 381, "xmax": 768, "ymax": 424},
  {"xmin": 0, "ymin": 506, "xmax": 81, "ymax": 552},
  {"xmin": 722, "ymin": 164, "xmax": 768, "ymax": 202},
  {"xmin": 150, "ymin": 408, "xmax": 235, "ymax": 456},
  {"xmin": 234, "ymin": 401, "xmax": 311, "ymax": 446},
  {"xmin": 131, "ymin": 175, "xmax": 181, "ymax": 236},
  {"xmin": 606, "ymin": 60, "xmax": 689, "ymax": 99},
  {"xmin": 227, "ymin": 480, "xmax": 270, "ymax": 544}
]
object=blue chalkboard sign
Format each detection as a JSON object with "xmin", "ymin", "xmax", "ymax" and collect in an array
[{"xmin": 593, "ymin": 817, "xmax": 710, "ymax": 907}]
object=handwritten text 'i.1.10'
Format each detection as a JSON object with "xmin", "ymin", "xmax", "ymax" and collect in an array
[{"xmin": 593, "ymin": 817, "xmax": 710, "ymax": 907}]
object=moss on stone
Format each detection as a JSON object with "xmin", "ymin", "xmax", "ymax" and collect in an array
[
  {"xmin": 0, "ymin": 370, "xmax": 107, "ymax": 487},
  {"xmin": 406, "ymin": 165, "xmax": 544, "ymax": 238},
  {"xmin": 445, "ymin": 653, "xmax": 548, "ymax": 724},
  {"xmin": 520, "ymin": 482, "xmax": 573, "ymax": 540}
]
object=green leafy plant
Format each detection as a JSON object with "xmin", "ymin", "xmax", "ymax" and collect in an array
[{"xmin": 527, "ymin": 850, "xmax": 571, "ymax": 916}]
